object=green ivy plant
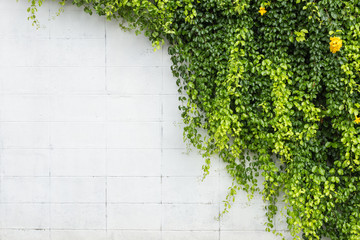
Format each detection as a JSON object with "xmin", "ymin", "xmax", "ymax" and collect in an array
[{"xmin": 26, "ymin": 0, "xmax": 360, "ymax": 239}]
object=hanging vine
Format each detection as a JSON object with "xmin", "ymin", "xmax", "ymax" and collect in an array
[{"xmin": 26, "ymin": 0, "xmax": 360, "ymax": 239}]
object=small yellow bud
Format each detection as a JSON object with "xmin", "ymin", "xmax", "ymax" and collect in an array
[
  {"xmin": 354, "ymin": 116, "xmax": 360, "ymax": 124},
  {"xmin": 259, "ymin": 7, "xmax": 267, "ymax": 16},
  {"xmin": 329, "ymin": 37, "xmax": 342, "ymax": 53}
]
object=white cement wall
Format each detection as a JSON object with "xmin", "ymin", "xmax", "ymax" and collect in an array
[{"xmin": 0, "ymin": 0, "xmax": 290, "ymax": 239}]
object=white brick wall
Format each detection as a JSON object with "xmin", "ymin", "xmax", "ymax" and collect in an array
[{"xmin": 0, "ymin": 0, "xmax": 290, "ymax": 239}]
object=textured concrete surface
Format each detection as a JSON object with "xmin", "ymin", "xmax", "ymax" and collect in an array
[{"xmin": 0, "ymin": 0, "xmax": 290, "ymax": 239}]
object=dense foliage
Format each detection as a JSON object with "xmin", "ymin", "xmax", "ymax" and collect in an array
[{"xmin": 27, "ymin": 0, "xmax": 360, "ymax": 239}]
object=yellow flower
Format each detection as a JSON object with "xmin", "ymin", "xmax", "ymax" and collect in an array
[
  {"xmin": 259, "ymin": 7, "xmax": 267, "ymax": 16},
  {"xmin": 329, "ymin": 36, "xmax": 342, "ymax": 53},
  {"xmin": 354, "ymin": 116, "xmax": 360, "ymax": 124}
]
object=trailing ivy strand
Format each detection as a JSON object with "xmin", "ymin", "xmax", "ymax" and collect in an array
[{"xmin": 27, "ymin": 0, "xmax": 360, "ymax": 239}]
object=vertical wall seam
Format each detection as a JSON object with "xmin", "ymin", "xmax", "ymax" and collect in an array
[
  {"xmin": 160, "ymin": 46, "xmax": 165, "ymax": 240},
  {"xmin": 48, "ymin": 7, "xmax": 52, "ymax": 240},
  {"xmin": 104, "ymin": 17, "xmax": 108, "ymax": 238},
  {"xmin": 218, "ymin": 155, "xmax": 221, "ymax": 240}
]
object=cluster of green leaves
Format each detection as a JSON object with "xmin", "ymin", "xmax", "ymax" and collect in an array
[{"xmin": 28, "ymin": 0, "xmax": 360, "ymax": 239}]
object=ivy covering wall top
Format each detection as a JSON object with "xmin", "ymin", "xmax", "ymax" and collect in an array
[{"xmin": 28, "ymin": 0, "xmax": 360, "ymax": 239}]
